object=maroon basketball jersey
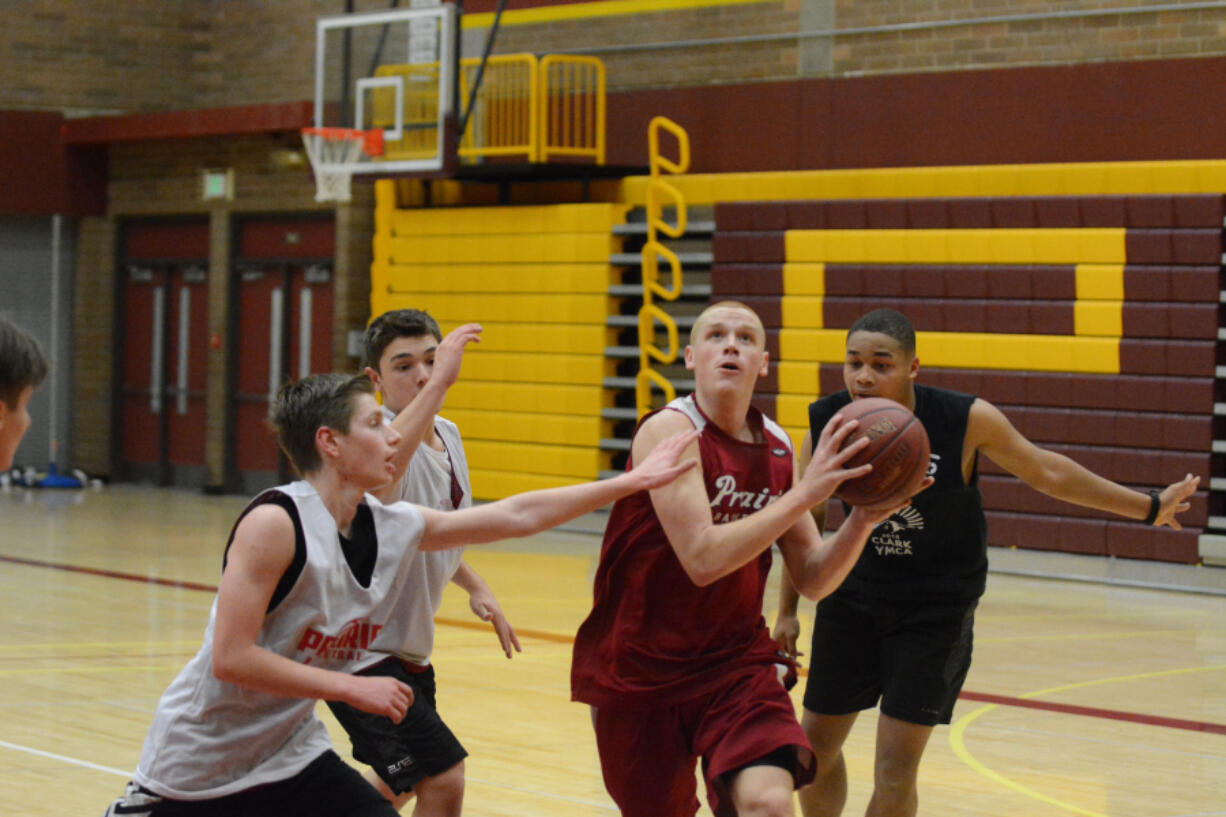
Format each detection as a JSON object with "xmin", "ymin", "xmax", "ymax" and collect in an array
[{"xmin": 571, "ymin": 394, "xmax": 795, "ymax": 709}]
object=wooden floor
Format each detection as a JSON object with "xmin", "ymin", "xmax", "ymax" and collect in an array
[{"xmin": 1, "ymin": 485, "xmax": 1223, "ymax": 817}]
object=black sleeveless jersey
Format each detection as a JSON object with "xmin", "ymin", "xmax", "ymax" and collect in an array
[{"xmin": 809, "ymin": 384, "xmax": 987, "ymax": 602}]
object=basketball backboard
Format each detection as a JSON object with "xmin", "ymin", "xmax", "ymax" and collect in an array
[{"xmin": 312, "ymin": 4, "xmax": 456, "ymax": 176}]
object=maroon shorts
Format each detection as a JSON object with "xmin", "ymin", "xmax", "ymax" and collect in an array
[{"xmin": 591, "ymin": 663, "xmax": 814, "ymax": 817}]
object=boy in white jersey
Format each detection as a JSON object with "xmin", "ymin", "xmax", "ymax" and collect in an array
[
  {"xmin": 103, "ymin": 372, "xmax": 697, "ymax": 817},
  {"xmin": 0, "ymin": 318, "xmax": 48, "ymax": 472},
  {"xmin": 326, "ymin": 309, "xmax": 513, "ymax": 814}
]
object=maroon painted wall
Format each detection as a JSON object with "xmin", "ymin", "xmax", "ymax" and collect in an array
[
  {"xmin": 0, "ymin": 111, "xmax": 105, "ymax": 217},
  {"xmin": 606, "ymin": 56, "xmax": 1226, "ymax": 172}
]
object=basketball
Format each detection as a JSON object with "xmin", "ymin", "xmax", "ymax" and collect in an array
[{"xmin": 833, "ymin": 397, "xmax": 930, "ymax": 507}]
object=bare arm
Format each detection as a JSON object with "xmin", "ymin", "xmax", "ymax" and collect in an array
[
  {"xmin": 648, "ymin": 408, "xmax": 873, "ymax": 587},
  {"xmin": 968, "ymin": 398, "xmax": 1198, "ymax": 527},
  {"xmin": 451, "ymin": 560, "xmax": 520, "ymax": 658},
  {"xmin": 772, "ymin": 431, "xmax": 825, "ymax": 658},
  {"xmin": 375, "ymin": 324, "xmax": 483, "ymax": 503},
  {"xmin": 211, "ymin": 504, "xmax": 414, "ymax": 721},
  {"xmin": 418, "ymin": 428, "xmax": 700, "ymax": 551}
]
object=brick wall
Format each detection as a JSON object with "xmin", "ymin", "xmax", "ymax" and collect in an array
[
  {"xmin": 830, "ymin": 1, "xmax": 1226, "ymax": 76},
  {"xmin": 70, "ymin": 134, "xmax": 371, "ymax": 483},
  {"xmin": 487, "ymin": 3, "xmax": 803, "ymax": 92},
  {"xmin": 0, "ymin": 1, "xmax": 212, "ymax": 114},
  {"xmin": 10, "ymin": 2, "xmax": 1226, "ymax": 114}
]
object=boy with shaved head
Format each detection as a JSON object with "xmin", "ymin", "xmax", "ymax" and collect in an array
[{"xmin": 571, "ymin": 302, "xmax": 928, "ymax": 817}]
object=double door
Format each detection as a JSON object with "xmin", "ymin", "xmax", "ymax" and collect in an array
[
  {"xmin": 229, "ymin": 217, "xmax": 335, "ymax": 493},
  {"xmin": 116, "ymin": 221, "xmax": 211, "ymax": 487}
]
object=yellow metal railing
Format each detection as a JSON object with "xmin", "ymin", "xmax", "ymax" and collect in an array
[
  {"xmin": 635, "ymin": 116, "xmax": 689, "ymax": 417},
  {"xmin": 459, "ymin": 54, "xmax": 538, "ymax": 160},
  {"xmin": 372, "ymin": 54, "xmax": 603, "ymax": 164},
  {"xmin": 539, "ymin": 55, "xmax": 605, "ymax": 164}
]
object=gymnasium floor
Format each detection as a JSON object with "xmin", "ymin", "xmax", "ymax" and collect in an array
[{"xmin": 1, "ymin": 485, "xmax": 1222, "ymax": 817}]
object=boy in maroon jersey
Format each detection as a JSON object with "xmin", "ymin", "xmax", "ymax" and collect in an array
[{"xmin": 571, "ymin": 302, "xmax": 927, "ymax": 817}]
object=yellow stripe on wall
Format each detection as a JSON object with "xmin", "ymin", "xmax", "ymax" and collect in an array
[
  {"xmin": 781, "ymin": 296, "xmax": 824, "ymax": 329},
  {"xmin": 780, "ymin": 330, "xmax": 1119, "ymax": 373},
  {"xmin": 463, "ymin": 0, "xmax": 775, "ymax": 29},
  {"xmin": 1075, "ymin": 264, "xmax": 1125, "ymax": 300},
  {"xmin": 621, "ymin": 160, "xmax": 1226, "ymax": 205},
  {"xmin": 1074, "ymin": 301, "xmax": 1123, "ymax": 337},
  {"xmin": 786, "ymin": 228, "xmax": 1126, "ymax": 265},
  {"xmin": 782, "ymin": 262, "xmax": 826, "ymax": 295}
]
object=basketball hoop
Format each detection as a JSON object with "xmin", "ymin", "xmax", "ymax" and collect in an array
[{"xmin": 301, "ymin": 127, "xmax": 385, "ymax": 203}]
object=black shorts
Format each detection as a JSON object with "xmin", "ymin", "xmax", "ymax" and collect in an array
[
  {"xmin": 802, "ymin": 591, "xmax": 977, "ymax": 726},
  {"xmin": 326, "ymin": 658, "xmax": 468, "ymax": 795},
  {"xmin": 105, "ymin": 751, "xmax": 398, "ymax": 817}
]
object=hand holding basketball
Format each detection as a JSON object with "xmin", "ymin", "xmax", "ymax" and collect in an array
[
  {"xmin": 799, "ymin": 410, "xmax": 875, "ymax": 503},
  {"xmin": 832, "ymin": 398, "xmax": 931, "ymax": 508}
]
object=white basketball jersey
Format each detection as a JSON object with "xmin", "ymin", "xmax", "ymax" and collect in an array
[
  {"xmin": 132, "ymin": 481, "xmax": 425, "ymax": 799},
  {"xmin": 354, "ymin": 413, "xmax": 471, "ymax": 670}
]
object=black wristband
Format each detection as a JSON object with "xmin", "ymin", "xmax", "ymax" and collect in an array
[{"xmin": 1143, "ymin": 490, "xmax": 1161, "ymax": 526}]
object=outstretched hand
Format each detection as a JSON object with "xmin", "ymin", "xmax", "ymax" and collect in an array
[
  {"xmin": 633, "ymin": 428, "xmax": 701, "ymax": 490},
  {"xmin": 431, "ymin": 323, "xmax": 482, "ymax": 392},
  {"xmin": 1157, "ymin": 473, "xmax": 1200, "ymax": 530},
  {"xmin": 798, "ymin": 413, "xmax": 873, "ymax": 504}
]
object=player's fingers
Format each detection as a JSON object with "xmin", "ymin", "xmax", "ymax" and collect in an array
[
  {"xmin": 497, "ymin": 627, "xmax": 514, "ymax": 658},
  {"xmin": 821, "ymin": 415, "xmax": 859, "ymax": 448},
  {"xmin": 825, "ymin": 435, "xmax": 869, "ymax": 466},
  {"xmin": 837, "ymin": 462, "xmax": 873, "ymax": 481},
  {"xmin": 663, "ymin": 428, "xmax": 701, "ymax": 454}
]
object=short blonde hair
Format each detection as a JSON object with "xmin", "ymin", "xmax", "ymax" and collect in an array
[{"xmin": 689, "ymin": 300, "xmax": 764, "ymax": 346}]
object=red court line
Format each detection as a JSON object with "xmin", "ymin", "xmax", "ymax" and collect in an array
[
  {"xmin": 0, "ymin": 553, "xmax": 219, "ymax": 592},
  {"xmin": 6, "ymin": 552, "xmax": 1224, "ymax": 735},
  {"xmin": 957, "ymin": 690, "xmax": 1226, "ymax": 736}
]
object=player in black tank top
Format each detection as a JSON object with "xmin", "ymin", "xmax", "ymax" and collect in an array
[
  {"xmin": 773, "ymin": 309, "xmax": 1201, "ymax": 817},
  {"xmin": 808, "ymin": 384, "xmax": 987, "ymax": 602}
]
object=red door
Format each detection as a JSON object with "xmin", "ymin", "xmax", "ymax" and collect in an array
[
  {"xmin": 116, "ymin": 221, "xmax": 210, "ymax": 487},
  {"xmin": 229, "ymin": 218, "xmax": 335, "ymax": 493}
]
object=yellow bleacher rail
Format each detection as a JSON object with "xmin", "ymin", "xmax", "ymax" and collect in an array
[
  {"xmin": 635, "ymin": 116, "xmax": 690, "ymax": 417},
  {"xmin": 373, "ymin": 54, "xmax": 604, "ymax": 164},
  {"xmin": 459, "ymin": 54, "xmax": 538, "ymax": 160},
  {"xmin": 539, "ymin": 55, "xmax": 606, "ymax": 164}
]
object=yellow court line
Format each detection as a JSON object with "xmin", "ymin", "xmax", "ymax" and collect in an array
[
  {"xmin": 949, "ymin": 664, "xmax": 1226, "ymax": 816},
  {"xmin": 463, "ymin": 0, "xmax": 773, "ymax": 28}
]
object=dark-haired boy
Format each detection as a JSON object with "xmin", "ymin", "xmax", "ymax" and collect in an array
[
  {"xmin": 104, "ymin": 372, "xmax": 698, "ymax": 817},
  {"xmin": 774, "ymin": 308, "xmax": 1200, "ymax": 817},
  {"xmin": 0, "ymin": 318, "xmax": 48, "ymax": 471},
  {"xmin": 325, "ymin": 309, "xmax": 513, "ymax": 815}
]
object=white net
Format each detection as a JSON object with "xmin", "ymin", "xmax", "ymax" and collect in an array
[{"xmin": 301, "ymin": 129, "xmax": 369, "ymax": 203}]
